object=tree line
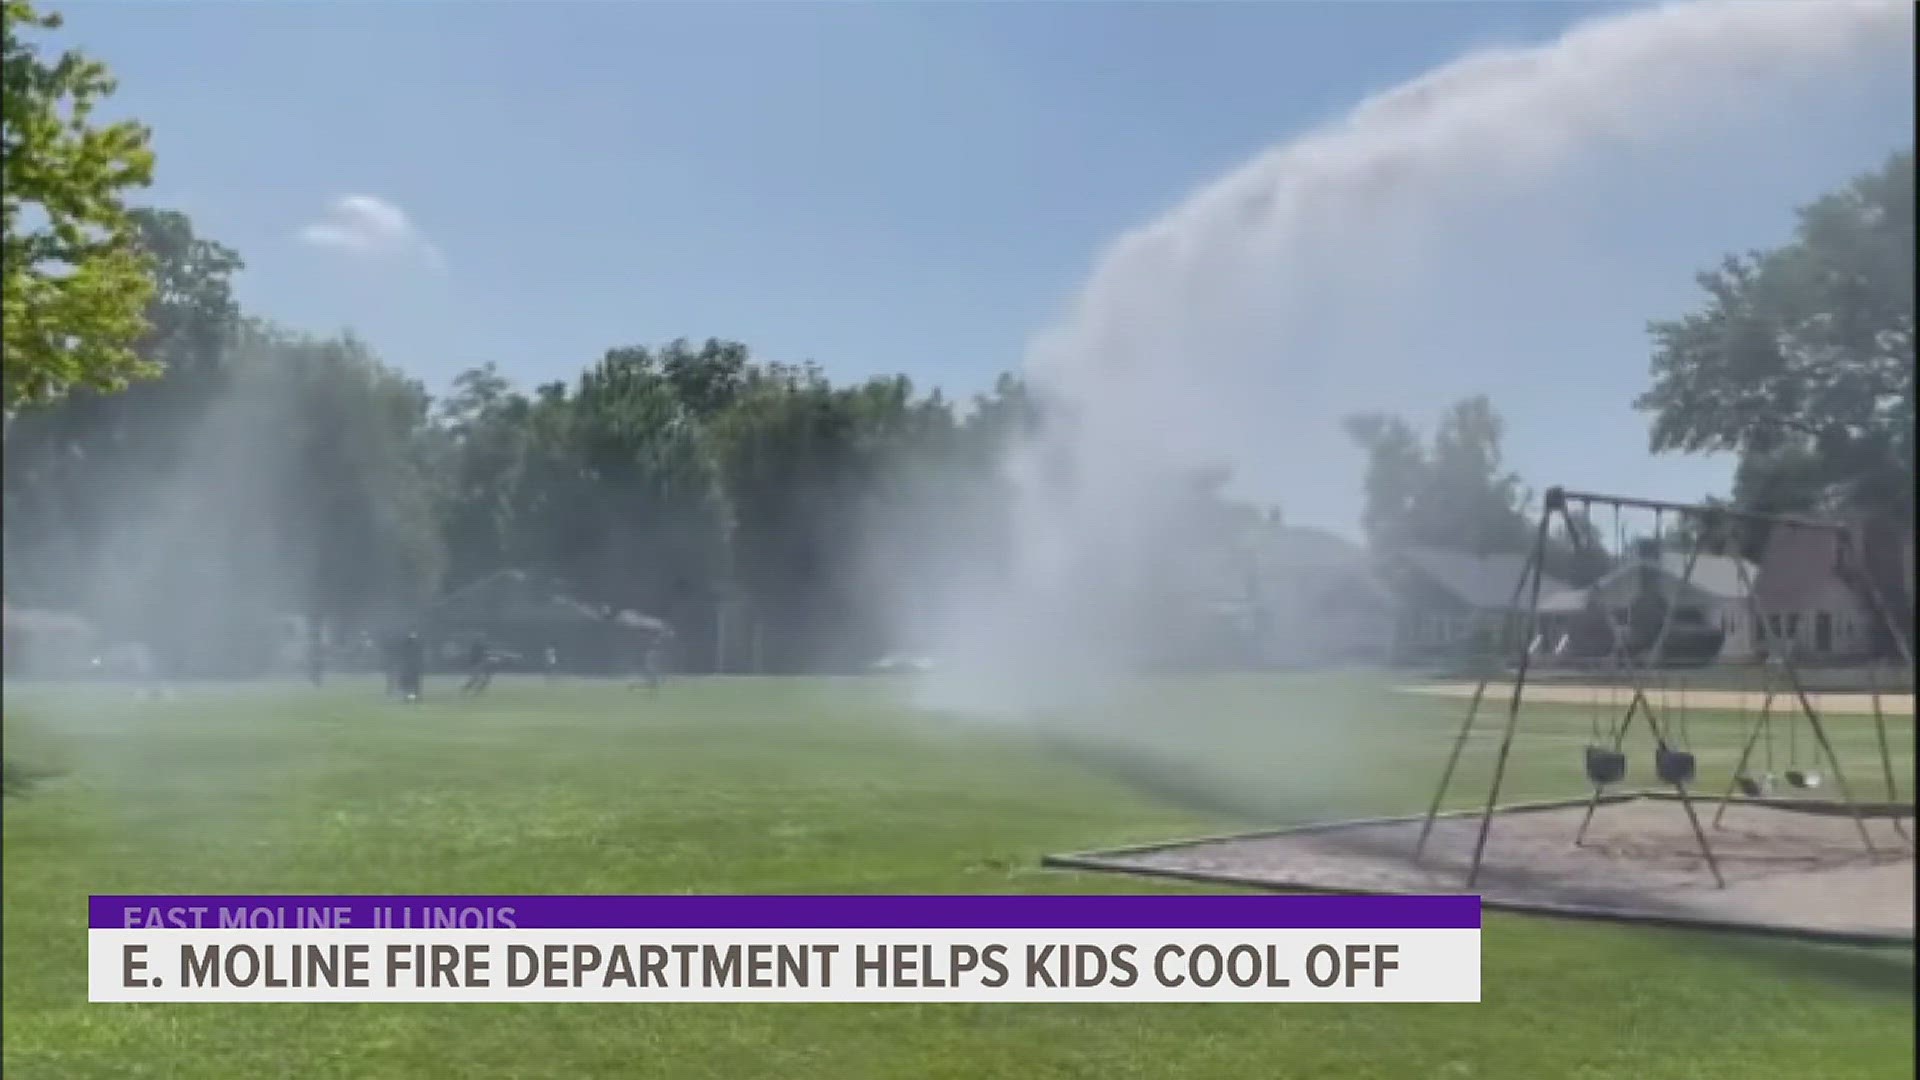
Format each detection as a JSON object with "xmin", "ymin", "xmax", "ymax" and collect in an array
[{"xmin": 3, "ymin": 207, "xmax": 1055, "ymax": 673}]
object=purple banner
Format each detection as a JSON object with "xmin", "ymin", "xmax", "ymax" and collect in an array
[{"xmin": 90, "ymin": 894, "xmax": 1479, "ymax": 930}]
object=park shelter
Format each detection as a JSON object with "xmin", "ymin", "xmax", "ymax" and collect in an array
[{"xmin": 423, "ymin": 570, "xmax": 668, "ymax": 673}]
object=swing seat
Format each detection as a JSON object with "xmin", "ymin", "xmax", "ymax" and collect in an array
[
  {"xmin": 1734, "ymin": 772, "xmax": 1773, "ymax": 798},
  {"xmin": 1584, "ymin": 746, "xmax": 1627, "ymax": 785},
  {"xmin": 1655, "ymin": 747, "xmax": 1697, "ymax": 785},
  {"xmin": 1785, "ymin": 769, "xmax": 1822, "ymax": 790}
]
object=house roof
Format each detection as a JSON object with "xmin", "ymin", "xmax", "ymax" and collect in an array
[
  {"xmin": 1392, "ymin": 547, "xmax": 1566, "ymax": 611},
  {"xmin": 1253, "ymin": 527, "xmax": 1394, "ymax": 603},
  {"xmin": 1583, "ymin": 552, "xmax": 1757, "ymax": 599},
  {"xmin": 1535, "ymin": 551, "xmax": 1756, "ymax": 614},
  {"xmin": 1653, "ymin": 552, "xmax": 1757, "ymax": 599},
  {"xmin": 1253, "ymin": 526, "xmax": 1367, "ymax": 571},
  {"xmin": 428, "ymin": 569, "xmax": 663, "ymax": 631}
]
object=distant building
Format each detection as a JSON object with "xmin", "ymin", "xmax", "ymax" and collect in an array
[
  {"xmin": 1247, "ymin": 526, "xmax": 1396, "ymax": 666},
  {"xmin": 1749, "ymin": 517, "xmax": 1912, "ymax": 661},
  {"xmin": 1165, "ymin": 511, "xmax": 1396, "ymax": 670},
  {"xmin": 424, "ymin": 569, "xmax": 665, "ymax": 674},
  {"xmin": 1379, "ymin": 546, "xmax": 1567, "ymax": 662},
  {"xmin": 1536, "ymin": 547, "xmax": 1758, "ymax": 663}
]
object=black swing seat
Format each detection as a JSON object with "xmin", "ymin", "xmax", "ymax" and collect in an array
[
  {"xmin": 1584, "ymin": 745, "xmax": 1627, "ymax": 785},
  {"xmin": 1785, "ymin": 769, "xmax": 1822, "ymax": 790},
  {"xmin": 1733, "ymin": 773, "xmax": 1772, "ymax": 798},
  {"xmin": 1655, "ymin": 747, "xmax": 1697, "ymax": 785}
]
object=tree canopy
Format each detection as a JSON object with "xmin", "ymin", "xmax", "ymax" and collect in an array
[
  {"xmin": 1638, "ymin": 150, "xmax": 1914, "ymax": 519},
  {"xmin": 1, "ymin": 0, "xmax": 157, "ymax": 410},
  {"xmin": 1345, "ymin": 395, "xmax": 1532, "ymax": 556}
]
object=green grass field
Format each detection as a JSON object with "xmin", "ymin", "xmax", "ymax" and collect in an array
[{"xmin": 4, "ymin": 674, "xmax": 1914, "ymax": 1079}]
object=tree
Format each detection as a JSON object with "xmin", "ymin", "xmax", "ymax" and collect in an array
[
  {"xmin": 558, "ymin": 345, "xmax": 731, "ymax": 635},
  {"xmin": 128, "ymin": 207, "xmax": 243, "ymax": 377},
  {"xmin": 2, "ymin": 0, "xmax": 157, "ymax": 410},
  {"xmin": 3, "ymin": 209, "xmax": 244, "ymax": 608},
  {"xmin": 708, "ymin": 364, "xmax": 858, "ymax": 669},
  {"xmin": 1346, "ymin": 396, "xmax": 1531, "ymax": 555},
  {"xmin": 1638, "ymin": 151, "xmax": 1914, "ymax": 519},
  {"xmin": 432, "ymin": 363, "xmax": 534, "ymax": 590},
  {"xmin": 1345, "ymin": 412, "xmax": 1429, "ymax": 552},
  {"xmin": 273, "ymin": 328, "xmax": 446, "ymax": 638}
]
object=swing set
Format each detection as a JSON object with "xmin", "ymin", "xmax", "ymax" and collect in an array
[
  {"xmin": 1415, "ymin": 486, "xmax": 1913, "ymax": 891},
  {"xmin": 1712, "ymin": 606, "xmax": 1912, "ymax": 845}
]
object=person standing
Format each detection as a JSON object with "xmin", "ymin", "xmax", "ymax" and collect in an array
[
  {"xmin": 398, "ymin": 632, "xmax": 426, "ymax": 701},
  {"xmin": 633, "ymin": 628, "xmax": 671, "ymax": 691}
]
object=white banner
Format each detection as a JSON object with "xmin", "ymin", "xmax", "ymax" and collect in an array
[{"xmin": 90, "ymin": 928, "xmax": 1479, "ymax": 1003}]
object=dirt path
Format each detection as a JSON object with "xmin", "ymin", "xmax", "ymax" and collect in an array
[{"xmin": 1401, "ymin": 682, "xmax": 1916, "ymax": 716}]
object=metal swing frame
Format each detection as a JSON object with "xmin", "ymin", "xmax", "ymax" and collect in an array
[
  {"xmin": 1413, "ymin": 487, "xmax": 1912, "ymax": 892},
  {"xmin": 1709, "ymin": 520, "xmax": 1913, "ymax": 846}
]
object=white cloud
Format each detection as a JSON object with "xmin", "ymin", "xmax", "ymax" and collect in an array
[{"xmin": 299, "ymin": 195, "xmax": 443, "ymax": 269}]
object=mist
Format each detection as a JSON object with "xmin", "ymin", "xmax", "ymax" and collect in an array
[
  {"xmin": 4, "ymin": 322, "xmax": 433, "ymax": 686},
  {"xmin": 83, "ymin": 351, "xmax": 308, "ymax": 680},
  {"xmin": 901, "ymin": 0, "xmax": 1914, "ymax": 726}
]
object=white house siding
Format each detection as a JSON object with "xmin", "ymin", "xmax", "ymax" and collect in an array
[
  {"xmin": 1564, "ymin": 557, "xmax": 1757, "ymax": 663},
  {"xmin": 1711, "ymin": 597, "xmax": 1758, "ymax": 660},
  {"xmin": 1751, "ymin": 528, "xmax": 1877, "ymax": 661},
  {"xmin": 1752, "ymin": 603, "xmax": 1876, "ymax": 660}
]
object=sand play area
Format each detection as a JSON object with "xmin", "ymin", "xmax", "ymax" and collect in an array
[
  {"xmin": 1402, "ymin": 682, "xmax": 1916, "ymax": 716},
  {"xmin": 1049, "ymin": 795, "xmax": 1916, "ymax": 943}
]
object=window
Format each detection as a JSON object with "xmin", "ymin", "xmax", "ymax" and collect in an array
[{"xmin": 1786, "ymin": 613, "xmax": 1801, "ymax": 637}]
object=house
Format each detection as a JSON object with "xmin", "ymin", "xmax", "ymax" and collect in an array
[
  {"xmin": 1248, "ymin": 526, "xmax": 1396, "ymax": 665},
  {"xmin": 1534, "ymin": 547, "xmax": 1759, "ymax": 663},
  {"xmin": 1748, "ymin": 519, "xmax": 1910, "ymax": 661},
  {"xmin": 1379, "ymin": 547, "xmax": 1569, "ymax": 661},
  {"xmin": 1164, "ymin": 512, "xmax": 1396, "ymax": 669},
  {"xmin": 1845, "ymin": 513, "xmax": 1917, "ymax": 657}
]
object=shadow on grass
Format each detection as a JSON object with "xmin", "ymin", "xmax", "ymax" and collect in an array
[
  {"xmin": 1033, "ymin": 727, "xmax": 1407, "ymax": 829},
  {"xmin": 1036, "ymin": 731, "xmax": 1287, "ymax": 827},
  {"xmin": 1037, "ymin": 730, "xmax": 1917, "ymax": 998},
  {"xmin": 3, "ymin": 758, "xmax": 63, "ymax": 799}
]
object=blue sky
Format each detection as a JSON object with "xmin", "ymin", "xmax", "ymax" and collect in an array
[{"xmin": 51, "ymin": 1, "xmax": 1914, "ymax": 533}]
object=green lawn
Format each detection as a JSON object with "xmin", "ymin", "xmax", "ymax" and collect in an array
[{"xmin": 3, "ymin": 674, "xmax": 1913, "ymax": 1079}]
